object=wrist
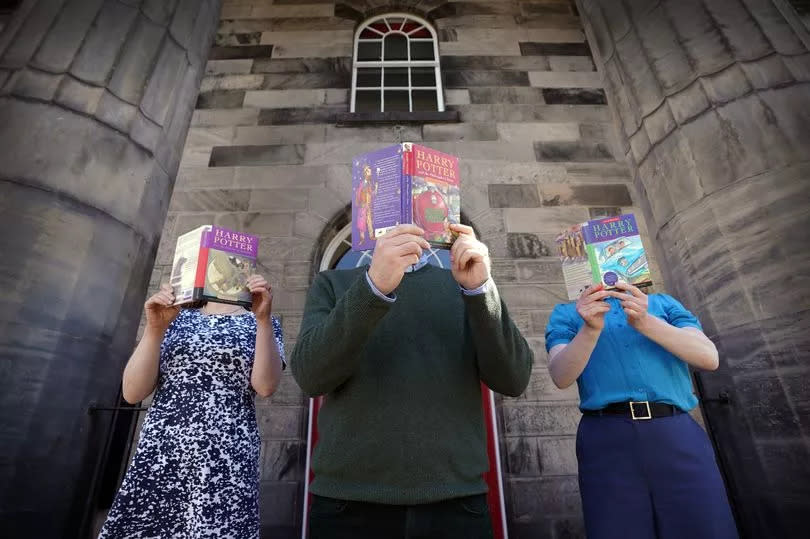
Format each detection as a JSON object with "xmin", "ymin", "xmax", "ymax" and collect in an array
[
  {"xmin": 143, "ymin": 324, "xmax": 168, "ymax": 339},
  {"xmin": 255, "ymin": 313, "xmax": 273, "ymax": 327},
  {"xmin": 368, "ymin": 266, "xmax": 393, "ymax": 295},
  {"xmin": 580, "ymin": 324, "xmax": 602, "ymax": 340}
]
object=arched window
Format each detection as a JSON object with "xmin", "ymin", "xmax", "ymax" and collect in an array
[{"xmin": 351, "ymin": 13, "xmax": 444, "ymax": 113}]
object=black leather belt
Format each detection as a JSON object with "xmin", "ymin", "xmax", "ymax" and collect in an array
[{"xmin": 582, "ymin": 401, "xmax": 684, "ymax": 420}]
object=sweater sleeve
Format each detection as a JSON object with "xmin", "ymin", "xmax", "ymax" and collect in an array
[
  {"xmin": 463, "ymin": 281, "xmax": 534, "ymax": 397},
  {"xmin": 290, "ymin": 271, "xmax": 393, "ymax": 396}
]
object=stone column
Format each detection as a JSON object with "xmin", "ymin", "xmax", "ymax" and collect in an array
[
  {"xmin": 0, "ymin": 0, "xmax": 221, "ymax": 536},
  {"xmin": 577, "ymin": 1, "xmax": 810, "ymax": 537}
]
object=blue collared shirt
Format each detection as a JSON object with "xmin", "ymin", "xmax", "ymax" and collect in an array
[{"xmin": 545, "ymin": 294, "xmax": 702, "ymax": 411}]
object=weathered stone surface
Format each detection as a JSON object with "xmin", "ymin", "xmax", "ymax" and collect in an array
[
  {"xmin": 33, "ymin": 0, "xmax": 103, "ymax": 73},
  {"xmin": 441, "ymin": 55, "xmax": 552, "ymax": 71},
  {"xmin": 539, "ymin": 183, "xmax": 631, "ymax": 207},
  {"xmin": 488, "ymin": 184, "xmax": 542, "ymax": 208},
  {"xmin": 534, "ymin": 141, "xmax": 613, "ymax": 161},
  {"xmin": 541, "ymin": 88, "xmax": 606, "ymax": 105},
  {"xmin": 520, "ymin": 42, "xmax": 592, "ymax": 56},
  {"xmin": 422, "ymin": 122, "xmax": 498, "ymax": 141},
  {"xmin": 468, "ymin": 87, "xmax": 546, "ymax": 104},
  {"xmin": 505, "ymin": 436, "xmax": 577, "ymax": 476},
  {"xmin": 196, "ymin": 90, "xmax": 246, "ymax": 109},
  {"xmin": 210, "ymin": 45, "xmax": 274, "ymax": 60},
  {"xmin": 107, "ymin": 15, "xmax": 165, "ymax": 105},
  {"xmin": 209, "ymin": 144, "xmax": 305, "ymax": 167},
  {"xmin": 444, "ymin": 70, "xmax": 531, "ymax": 87},
  {"xmin": 206, "ymin": 59, "xmax": 255, "ymax": 75},
  {"xmin": 450, "ymin": 103, "xmax": 611, "ymax": 123},
  {"xmin": 1, "ymin": 2, "xmax": 220, "ymax": 535},
  {"xmin": 507, "ymin": 233, "xmax": 553, "ymax": 258},
  {"xmin": 200, "ymin": 74, "xmax": 265, "ymax": 92},
  {"xmin": 528, "ymin": 70, "xmax": 601, "ymax": 88},
  {"xmin": 191, "ymin": 107, "xmax": 260, "ymax": 127},
  {"xmin": 70, "ymin": 1, "xmax": 138, "ymax": 84}
]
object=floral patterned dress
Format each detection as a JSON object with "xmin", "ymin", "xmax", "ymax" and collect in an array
[{"xmin": 99, "ymin": 309, "xmax": 285, "ymax": 539}]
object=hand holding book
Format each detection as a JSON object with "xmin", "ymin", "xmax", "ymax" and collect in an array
[
  {"xmin": 368, "ymin": 224, "xmax": 431, "ymax": 295},
  {"xmin": 449, "ymin": 224, "xmax": 491, "ymax": 290},
  {"xmin": 576, "ymin": 284, "xmax": 611, "ymax": 331},
  {"xmin": 247, "ymin": 274, "xmax": 273, "ymax": 322},
  {"xmin": 145, "ymin": 283, "xmax": 181, "ymax": 333},
  {"xmin": 608, "ymin": 282, "xmax": 650, "ymax": 331}
]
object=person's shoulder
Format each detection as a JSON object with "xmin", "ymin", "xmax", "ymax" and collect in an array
[
  {"xmin": 311, "ymin": 266, "xmax": 367, "ymax": 292},
  {"xmin": 648, "ymin": 292, "xmax": 680, "ymax": 308}
]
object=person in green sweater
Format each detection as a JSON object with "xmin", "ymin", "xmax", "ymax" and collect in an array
[{"xmin": 291, "ymin": 223, "xmax": 534, "ymax": 539}]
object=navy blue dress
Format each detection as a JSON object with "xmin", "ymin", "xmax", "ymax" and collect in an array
[{"xmin": 99, "ymin": 309, "xmax": 285, "ymax": 539}]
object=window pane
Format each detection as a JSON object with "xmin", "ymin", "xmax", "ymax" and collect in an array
[
  {"xmin": 402, "ymin": 22, "xmax": 421, "ymax": 34},
  {"xmin": 410, "ymin": 28, "xmax": 431, "ymax": 38},
  {"xmin": 410, "ymin": 41, "xmax": 434, "ymax": 60},
  {"xmin": 369, "ymin": 22, "xmax": 387, "ymax": 34},
  {"xmin": 384, "ymin": 68, "xmax": 408, "ymax": 87},
  {"xmin": 384, "ymin": 34, "xmax": 408, "ymax": 60},
  {"xmin": 355, "ymin": 90, "xmax": 381, "ymax": 112},
  {"xmin": 386, "ymin": 17, "xmax": 404, "ymax": 30},
  {"xmin": 359, "ymin": 28, "xmax": 379, "ymax": 39},
  {"xmin": 412, "ymin": 90, "xmax": 438, "ymax": 111},
  {"xmin": 411, "ymin": 67, "xmax": 436, "ymax": 87},
  {"xmin": 357, "ymin": 41, "xmax": 381, "ymax": 61},
  {"xmin": 356, "ymin": 68, "xmax": 381, "ymax": 87},
  {"xmin": 384, "ymin": 91, "xmax": 409, "ymax": 112}
]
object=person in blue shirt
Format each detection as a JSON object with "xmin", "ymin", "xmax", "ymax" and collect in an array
[{"xmin": 546, "ymin": 282, "xmax": 737, "ymax": 539}]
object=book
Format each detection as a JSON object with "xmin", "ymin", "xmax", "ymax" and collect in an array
[
  {"xmin": 557, "ymin": 213, "xmax": 652, "ymax": 300},
  {"xmin": 168, "ymin": 225, "xmax": 259, "ymax": 308},
  {"xmin": 351, "ymin": 143, "xmax": 461, "ymax": 251}
]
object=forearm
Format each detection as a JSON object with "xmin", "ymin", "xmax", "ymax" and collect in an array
[
  {"xmin": 637, "ymin": 317, "xmax": 719, "ymax": 371},
  {"xmin": 548, "ymin": 325, "xmax": 601, "ymax": 389},
  {"xmin": 465, "ymin": 283, "xmax": 534, "ymax": 397},
  {"xmin": 251, "ymin": 317, "xmax": 283, "ymax": 397},
  {"xmin": 122, "ymin": 328, "xmax": 163, "ymax": 404},
  {"xmin": 291, "ymin": 274, "xmax": 391, "ymax": 396}
]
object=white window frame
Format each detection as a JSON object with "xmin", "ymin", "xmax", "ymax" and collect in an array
[{"xmin": 350, "ymin": 13, "xmax": 445, "ymax": 113}]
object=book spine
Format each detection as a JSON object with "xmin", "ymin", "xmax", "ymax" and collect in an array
[
  {"xmin": 193, "ymin": 229, "xmax": 209, "ymax": 302},
  {"xmin": 402, "ymin": 144, "xmax": 413, "ymax": 224}
]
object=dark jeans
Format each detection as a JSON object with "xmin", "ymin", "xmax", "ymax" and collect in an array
[{"xmin": 308, "ymin": 494, "xmax": 494, "ymax": 539}]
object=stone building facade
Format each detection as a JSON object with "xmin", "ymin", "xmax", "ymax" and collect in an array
[{"xmin": 1, "ymin": 1, "xmax": 809, "ymax": 539}]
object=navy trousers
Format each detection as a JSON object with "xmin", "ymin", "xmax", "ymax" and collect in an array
[{"xmin": 577, "ymin": 413, "xmax": 738, "ymax": 539}]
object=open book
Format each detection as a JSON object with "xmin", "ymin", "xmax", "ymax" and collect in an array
[
  {"xmin": 557, "ymin": 214, "xmax": 652, "ymax": 300},
  {"xmin": 352, "ymin": 143, "xmax": 460, "ymax": 250},
  {"xmin": 169, "ymin": 225, "xmax": 258, "ymax": 308}
]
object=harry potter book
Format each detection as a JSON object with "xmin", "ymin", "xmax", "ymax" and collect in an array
[
  {"xmin": 352, "ymin": 143, "xmax": 461, "ymax": 250},
  {"xmin": 557, "ymin": 213, "xmax": 652, "ymax": 300},
  {"xmin": 169, "ymin": 225, "xmax": 258, "ymax": 308}
]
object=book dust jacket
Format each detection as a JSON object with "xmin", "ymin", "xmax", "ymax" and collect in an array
[
  {"xmin": 557, "ymin": 214, "xmax": 652, "ymax": 300},
  {"xmin": 352, "ymin": 143, "xmax": 460, "ymax": 251},
  {"xmin": 169, "ymin": 225, "xmax": 259, "ymax": 308}
]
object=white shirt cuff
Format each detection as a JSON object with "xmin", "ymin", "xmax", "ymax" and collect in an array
[
  {"xmin": 365, "ymin": 271, "xmax": 396, "ymax": 302},
  {"xmin": 460, "ymin": 278, "xmax": 492, "ymax": 296}
]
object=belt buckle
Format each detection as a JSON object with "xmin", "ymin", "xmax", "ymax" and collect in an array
[{"xmin": 630, "ymin": 401, "xmax": 652, "ymax": 420}]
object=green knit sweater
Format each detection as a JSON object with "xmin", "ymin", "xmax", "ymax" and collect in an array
[{"xmin": 290, "ymin": 264, "xmax": 533, "ymax": 504}]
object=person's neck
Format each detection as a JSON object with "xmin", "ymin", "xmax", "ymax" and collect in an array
[{"xmin": 201, "ymin": 302, "xmax": 246, "ymax": 315}]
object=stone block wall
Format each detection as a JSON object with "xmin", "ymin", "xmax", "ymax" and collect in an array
[
  {"xmin": 0, "ymin": 0, "xmax": 221, "ymax": 536},
  {"xmin": 149, "ymin": 1, "xmax": 662, "ymax": 537}
]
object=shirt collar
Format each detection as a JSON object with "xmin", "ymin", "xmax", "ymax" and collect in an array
[{"xmin": 404, "ymin": 252, "xmax": 430, "ymax": 273}]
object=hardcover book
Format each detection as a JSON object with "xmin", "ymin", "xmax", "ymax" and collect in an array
[
  {"xmin": 557, "ymin": 213, "xmax": 652, "ymax": 300},
  {"xmin": 168, "ymin": 225, "xmax": 258, "ymax": 308},
  {"xmin": 352, "ymin": 143, "xmax": 460, "ymax": 250}
]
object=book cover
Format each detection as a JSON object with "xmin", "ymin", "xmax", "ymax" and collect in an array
[
  {"xmin": 351, "ymin": 143, "xmax": 460, "ymax": 251},
  {"xmin": 169, "ymin": 225, "xmax": 259, "ymax": 308},
  {"xmin": 557, "ymin": 213, "xmax": 652, "ymax": 300}
]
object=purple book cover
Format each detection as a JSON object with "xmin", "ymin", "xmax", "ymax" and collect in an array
[{"xmin": 352, "ymin": 144, "xmax": 406, "ymax": 251}]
